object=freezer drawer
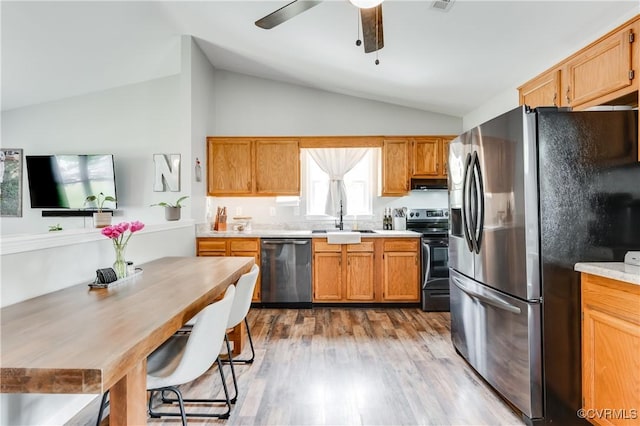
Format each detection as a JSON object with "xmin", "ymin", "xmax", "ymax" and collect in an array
[{"xmin": 450, "ymin": 269, "xmax": 543, "ymax": 420}]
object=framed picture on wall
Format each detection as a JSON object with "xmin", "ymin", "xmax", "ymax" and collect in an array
[{"xmin": 1, "ymin": 148, "xmax": 23, "ymax": 217}]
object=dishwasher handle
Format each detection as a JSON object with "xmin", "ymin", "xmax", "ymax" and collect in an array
[{"xmin": 262, "ymin": 240, "xmax": 310, "ymax": 245}]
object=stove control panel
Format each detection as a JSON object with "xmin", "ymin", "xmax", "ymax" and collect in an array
[{"xmin": 407, "ymin": 209, "xmax": 449, "ymax": 220}]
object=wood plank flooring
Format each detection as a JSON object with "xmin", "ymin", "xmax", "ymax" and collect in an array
[{"xmin": 75, "ymin": 308, "xmax": 524, "ymax": 426}]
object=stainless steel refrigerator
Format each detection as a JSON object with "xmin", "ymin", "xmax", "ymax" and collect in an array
[{"xmin": 448, "ymin": 106, "xmax": 639, "ymax": 425}]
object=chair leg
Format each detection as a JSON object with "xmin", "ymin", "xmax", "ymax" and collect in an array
[
  {"xmin": 223, "ymin": 317, "xmax": 256, "ymax": 364},
  {"xmin": 157, "ymin": 358, "xmax": 233, "ymax": 419},
  {"xmin": 147, "ymin": 386, "xmax": 187, "ymax": 426},
  {"xmin": 96, "ymin": 391, "xmax": 109, "ymax": 426},
  {"xmin": 224, "ymin": 334, "xmax": 239, "ymax": 403}
]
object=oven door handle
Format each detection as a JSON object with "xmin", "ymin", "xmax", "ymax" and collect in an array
[{"xmin": 422, "ymin": 242, "xmax": 431, "ymax": 288}]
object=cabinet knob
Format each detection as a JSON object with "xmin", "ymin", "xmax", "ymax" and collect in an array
[
  {"xmin": 566, "ymin": 87, "xmax": 571, "ymax": 104},
  {"xmin": 553, "ymin": 93, "xmax": 557, "ymax": 106}
]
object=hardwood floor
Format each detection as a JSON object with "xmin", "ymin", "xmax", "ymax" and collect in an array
[{"xmin": 77, "ymin": 308, "xmax": 524, "ymax": 425}]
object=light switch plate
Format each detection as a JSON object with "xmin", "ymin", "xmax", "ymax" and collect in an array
[{"xmin": 624, "ymin": 251, "xmax": 640, "ymax": 266}]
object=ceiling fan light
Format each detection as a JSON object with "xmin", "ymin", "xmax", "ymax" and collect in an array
[{"xmin": 349, "ymin": 0, "xmax": 383, "ymax": 9}]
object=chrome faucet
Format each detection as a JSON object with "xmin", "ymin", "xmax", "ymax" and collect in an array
[{"xmin": 335, "ymin": 200, "xmax": 344, "ymax": 230}]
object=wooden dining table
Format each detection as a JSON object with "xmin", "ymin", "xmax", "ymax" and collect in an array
[{"xmin": 0, "ymin": 256, "xmax": 254, "ymax": 425}]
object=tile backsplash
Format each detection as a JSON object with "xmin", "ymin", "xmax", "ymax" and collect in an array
[{"xmin": 205, "ymin": 190, "xmax": 448, "ymax": 230}]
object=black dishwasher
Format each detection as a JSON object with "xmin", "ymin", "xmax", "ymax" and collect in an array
[{"xmin": 260, "ymin": 238, "xmax": 312, "ymax": 307}]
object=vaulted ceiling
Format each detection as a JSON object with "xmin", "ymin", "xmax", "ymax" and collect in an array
[{"xmin": 2, "ymin": 1, "xmax": 638, "ymax": 116}]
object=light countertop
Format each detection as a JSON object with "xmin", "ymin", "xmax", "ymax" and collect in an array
[
  {"xmin": 196, "ymin": 229, "xmax": 421, "ymax": 238},
  {"xmin": 575, "ymin": 262, "xmax": 640, "ymax": 286}
]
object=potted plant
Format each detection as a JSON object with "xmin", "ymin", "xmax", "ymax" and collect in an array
[
  {"xmin": 85, "ymin": 192, "xmax": 116, "ymax": 228},
  {"xmin": 151, "ymin": 195, "xmax": 188, "ymax": 221}
]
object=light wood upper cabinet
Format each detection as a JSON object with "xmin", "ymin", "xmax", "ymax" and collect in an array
[
  {"xmin": 564, "ymin": 26, "xmax": 635, "ymax": 108},
  {"xmin": 381, "ymin": 139, "xmax": 410, "ymax": 196},
  {"xmin": 412, "ymin": 137, "xmax": 440, "ymax": 177},
  {"xmin": 412, "ymin": 137, "xmax": 454, "ymax": 178},
  {"xmin": 207, "ymin": 138, "xmax": 300, "ymax": 196},
  {"xmin": 442, "ymin": 138, "xmax": 451, "ymax": 177},
  {"xmin": 581, "ymin": 273, "xmax": 640, "ymax": 426},
  {"xmin": 518, "ymin": 68, "xmax": 561, "ymax": 108},
  {"xmin": 208, "ymin": 139, "xmax": 253, "ymax": 195},
  {"xmin": 254, "ymin": 139, "xmax": 300, "ymax": 195}
]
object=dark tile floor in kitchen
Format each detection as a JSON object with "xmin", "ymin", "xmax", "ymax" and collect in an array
[{"xmin": 87, "ymin": 308, "xmax": 524, "ymax": 425}]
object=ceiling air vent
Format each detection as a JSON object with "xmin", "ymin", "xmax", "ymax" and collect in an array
[{"xmin": 431, "ymin": 0, "xmax": 455, "ymax": 12}]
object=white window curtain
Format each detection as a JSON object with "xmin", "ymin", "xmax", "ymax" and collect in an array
[{"xmin": 306, "ymin": 148, "xmax": 369, "ymax": 216}]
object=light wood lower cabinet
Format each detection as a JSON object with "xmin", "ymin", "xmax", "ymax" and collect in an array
[
  {"xmin": 313, "ymin": 239, "xmax": 375, "ymax": 302},
  {"xmin": 313, "ymin": 250, "xmax": 343, "ymax": 301},
  {"xmin": 581, "ymin": 273, "xmax": 640, "ymax": 426},
  {"xmin": 313, "ymin": 237, "xmax": 419, "ymax": 303},
  {"xmin": 196, "ymin": 237, "xmax": 261, "ymax": 301},
  {"xmin": 382, "ymin": 239, "xmax": 420, "ymax": 301}
]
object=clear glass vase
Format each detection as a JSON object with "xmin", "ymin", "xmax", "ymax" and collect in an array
[{"xmin": 113, "ymin": 244, "xmax": 127, "ymax": 279}]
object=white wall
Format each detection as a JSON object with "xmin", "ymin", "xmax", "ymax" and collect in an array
[
  {"xmin": 0, "ymin": 34, "xmax": 208, "ymax": 425},
  {"xmin": 462, "ymin": 88, "xmax": 519, "ymax": 132},
  {"xmin": 1, "ymin": 73, "xmax": 192, "ymax": 236},
  {"xmin": 0, "ymin": 225, "xmax": 194, "ymax": 425},
  {"xmin": 187, "ymin": 37, "xmax": 216, "ymax": 223},
  {"xmin": 211, "ymin": 70, "xmax": 462, "ymax": 136},
  {"xmin": 462, "ymin": 8, "xmax": 640, "ymax": 131},
  {"xmin": 206, "ymin": 70, "xmax": 461, "ymax": 225}
]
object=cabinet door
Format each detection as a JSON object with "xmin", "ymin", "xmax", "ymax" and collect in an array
[
  {"xmin": 412, "ymin": 137, "xmax": 440, "ymax": 177},
  {"xmin": 564, "ymin": 28, "xmax": 634, "ymax": 108},
  {"xmin": 381, "ymin": 139, "xmax": 410, "ymax": 196},
  {"xmin": 208, "ymin": 139, "xmax": 253, "ymax": 195},
  {"xmin": 346, "ymin": 252, "xmax": 374, "ymax": 301},
  {"xmin": 442, "ymin": 138, "xmax": 452, "ymax": 177},
  {"xmin": 197, "ymin": 238, "xmax": 228, "ymax": 256},
  {"xmin": 582, "ymin": 274, "xmax": 640, "ymax": 426},
  {"xmin": 230, "ymin": 238, "xmax": 261, "ymax": 301},
  {"xmin": 313, "ymin": 252, "xmax": 343, "ymax": 300},
  {"xmin": 518, "ymin": 69, "xmax": 561, "ymax": 108},
  {"xmin": 383, "ymin": 252, "xmax": 419, "ymax": 301},
  {"xmin": 255, "ymin": 140, "xmax": 300, "ymax": 195}
]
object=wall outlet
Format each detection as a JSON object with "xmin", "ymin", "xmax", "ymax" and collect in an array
[
  {"xmin": 270, "ymin": 207, "xmax": 276, "ymax": 216},
  {"xmin": 236, "ymin": 207, "xmax": 242, "ymax": 216},
  {"xmin": 293, "ymin": 206, "xmax": 300, "ymax": 216}
]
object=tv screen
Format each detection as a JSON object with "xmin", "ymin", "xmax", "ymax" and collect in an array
[{"xmin": 26, "ymin": 155, "xmax": 117, "ymax": 209}]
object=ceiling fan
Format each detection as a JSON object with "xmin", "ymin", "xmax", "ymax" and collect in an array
[{"xmin": 255, "ymin": 0, "xmax": 384, "ymax": 54}]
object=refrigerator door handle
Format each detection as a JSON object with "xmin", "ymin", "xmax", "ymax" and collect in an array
[
  {"xmin": 472, "ymin": 153, "xmax": 485, "ymax": 253},
  {"xmin": 468, "ymin": 151, "xmax": 479, "ymax": 253},
  {"xmin": 422, "ymin": 242, "xmax": 431, "ymax": 287},
  {"xmin": 451, "ymin": 276, "xmax": 522, "ymax": 314},
  {"xmin": 462, "ymin": 153, "xmax": 474, "ymax": 252}
]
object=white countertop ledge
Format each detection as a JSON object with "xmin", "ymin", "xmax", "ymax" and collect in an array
[
  {"xmin": 575, "ymin": 262, "xmax": 640, "ymax": 286},
  {"xmin": 1, "ymin": 220, "xmax": 195, "ymax": 255}
]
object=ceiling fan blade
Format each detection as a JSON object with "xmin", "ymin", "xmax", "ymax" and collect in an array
[
  {"xmin": 360, "ymin": 5, "xmax": 384, "ymax": 53},
  {"xmin": 255, "ymin": 0, "xmax": 323, "ymax": 29}
]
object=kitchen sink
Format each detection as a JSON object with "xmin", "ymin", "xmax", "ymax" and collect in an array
[{"xmin": 311, "ymin": 229, "xmax": 377, "ymax": 234}]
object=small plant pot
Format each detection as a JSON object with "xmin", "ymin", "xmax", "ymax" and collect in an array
[
  {"xmin": 165, "ymin": 206, "xmax": 181, "ymax": 221},
  {"xmin": 93, "ymin": 212, "xmax": 112, "ymax": 228}
]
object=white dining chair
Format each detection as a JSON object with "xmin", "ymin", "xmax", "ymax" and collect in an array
[
  {"xmin": 147, "ymin": 284, "xmax": 236, "ymax": 422},
  {"xmin": 95, "ymin": 285, "xmax": 236, "ymax": 425},
  {"xmin": 179, "ymin": 264, "xmax": 260, "ymax": 403}
]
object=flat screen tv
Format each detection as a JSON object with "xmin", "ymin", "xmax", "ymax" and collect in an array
[{"xmin": 26, "ymin": 154, "xmax": 117, "ymax": 209}]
